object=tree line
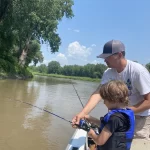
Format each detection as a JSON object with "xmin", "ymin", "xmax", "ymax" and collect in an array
[
  {"xmin": 0, "ymin": 0, "xmax": 74, "ymax": 77},
  {"xmin": 29, "ymin": 61, "xmax": 150, "ymax": 79},
  {"xmin": 29, "ymin": 61, "xmax": 107, "ymax": 78}
]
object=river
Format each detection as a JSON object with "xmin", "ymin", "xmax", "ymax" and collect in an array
[{"xmin": 0, "ymin": 75, "xmax": 107, "ymax": 150}]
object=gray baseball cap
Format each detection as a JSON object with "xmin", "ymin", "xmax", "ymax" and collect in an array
[{"xmin": 97, "ymin": 40, "xmax": 125, "ymax": 59}]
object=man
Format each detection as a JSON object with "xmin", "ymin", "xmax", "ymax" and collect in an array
[{"xmin": 72, "ymin": 40, "xmax": 150, "ymax": 140}]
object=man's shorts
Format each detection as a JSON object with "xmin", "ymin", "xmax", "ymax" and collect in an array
[{"xmin": 134, "ymin": 115, "xmax": 150, "ymax": 140}]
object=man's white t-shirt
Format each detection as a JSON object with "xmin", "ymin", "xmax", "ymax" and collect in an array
[{"xmin": 101, "ymin": 60, "xmax": 150, "ymax": 116}]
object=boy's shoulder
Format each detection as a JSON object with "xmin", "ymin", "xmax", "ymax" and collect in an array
[
  {"xmin": 110, "ymin": 112, "xmax": 128, "ymax": 120},
  {"xmin": 103, "ymin": 111, "xmax": 129, "ymax": 123}
]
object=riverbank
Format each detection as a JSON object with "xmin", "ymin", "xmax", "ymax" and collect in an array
[
  {"xmin": 0, "ymin": 72, "xmax": 33, "ymax": 80},
  {"xmin": 0, "ymin": 71, "xmax": 100, "ymax": 82},
  {"xmin": 32, "ymin": 72, "xmax": 101, "ymax": 82}
]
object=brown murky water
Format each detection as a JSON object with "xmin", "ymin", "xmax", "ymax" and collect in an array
[{"xmin": 0, "ymin": 76, "xmax": 107, "ymax": 150}]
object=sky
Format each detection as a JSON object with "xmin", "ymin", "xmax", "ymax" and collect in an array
[{"xmin": 40, "ymin": 0, "xmax": 150, "ymax": 66}]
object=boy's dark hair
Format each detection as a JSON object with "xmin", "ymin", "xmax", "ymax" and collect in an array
[{"xmin": 99, "ymin": 80, "xmax": 129, "ymax": 105}]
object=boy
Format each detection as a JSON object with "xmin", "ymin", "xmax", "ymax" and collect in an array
[{"xmin": 73, "ymin": 80, "xmax": 135, "ymax": 150}]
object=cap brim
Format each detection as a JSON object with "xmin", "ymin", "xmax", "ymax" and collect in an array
[{"xmin": 97, "ymin": 53, "xmax": 112, "ymax": 59}]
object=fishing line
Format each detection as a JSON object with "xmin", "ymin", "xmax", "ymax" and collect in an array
[
  {"xmin": 11, "ymin": 99, "xmax": 72, "ymax": 124},
  {"xmin": 71, "ymin": 80, "xmax": 84, "ymax": 108},
  {"xmin": 70, "ymin": 81, "xmax": 90, "ymax": 150}
]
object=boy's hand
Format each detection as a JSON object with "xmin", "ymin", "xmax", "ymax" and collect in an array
[{"xmin": 78, "ymin": 119, "xmax": 91, "ymax": 132}]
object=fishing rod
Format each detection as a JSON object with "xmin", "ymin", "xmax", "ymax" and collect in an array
[
  {"xmin": 71, "ymin": 80, "xmax": 84, "ymax": 108},
  {"xmin": 71, "ymin": 80, "xmax": 99, "ymax": 126},
  {"xmin": 12, "ymin": 99, "xmax": 72, "ymax": 124}
]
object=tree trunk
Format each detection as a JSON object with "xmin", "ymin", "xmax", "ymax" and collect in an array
[
  {"xmin": 19, "ymin": 49, "xmax": 27, "ymax": 66},
  {"xmin": 19, "ymin": 39, "xmax": 30, "ymax": 66}
]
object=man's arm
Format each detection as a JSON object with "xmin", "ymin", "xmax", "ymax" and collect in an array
[
  {"xmin": 81, "ymin": 91, "xmax": 102, "ymax": 116},
  {"xmin": 129, "ymin": 92, "xmax": 150, "ymax": 113},
  {"xmin": 85, "ymin": 115, "xmax": 100, "ymax": 127},
  {"xmin": 72, "ymin": 85, "xmax": 102, "ymax": 124}
]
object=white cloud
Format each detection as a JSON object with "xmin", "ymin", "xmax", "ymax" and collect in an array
[
  {"xmin": 55, "ymin": 53, "xmax": 68, "ymax": 66},
  {"xmin": 90, "ymin": 60, "xmax": 100, "ymax": 65},
  {"xmin": 73, "ymin": 29, "xmax": 80, "ymax": 33},
  {"xmin": 68, "ymin": 28, "xmax": 80, "ymax": 33},
  {"xmin": 42, "ymin": 60, "xmax": 50, "ymax": 66},
  {"xmin": 91, "ymin": 44, "xmax": 96, "ymax": 47},
  {"xmin": 90, "ymin": 59, "xmax": 105, "ymax": 65},
  {"xmin": 36, "ymin": 53, "xmax": 68, "ymax": 67},
  {"xmin": 67, "ymin": 41, "xmax": 92, "ymax": 61}
]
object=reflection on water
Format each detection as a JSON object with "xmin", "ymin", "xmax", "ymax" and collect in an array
[{"xmin": 0, "ymin": 76, "xmax": 107, "ymax": 150}]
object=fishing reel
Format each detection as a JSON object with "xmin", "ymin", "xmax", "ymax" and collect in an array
[
  {"xmin": 77, "ymin": 119, "xmax": 91, "ymax": 132},
  {"xmin": 77, "ymin": 119, "xmax": 99, "ymax": 134}
]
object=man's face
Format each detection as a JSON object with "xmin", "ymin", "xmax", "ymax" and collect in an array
[{"xmin": 104, "ymin": 53, "xmax": 119, "ymax": 68}]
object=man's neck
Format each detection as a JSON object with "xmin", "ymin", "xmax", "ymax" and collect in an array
[{"xmin": 116, "ymin": 58, "xmax": 127, "ymax": 73}]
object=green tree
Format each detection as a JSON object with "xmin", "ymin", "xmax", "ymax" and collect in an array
[
  {"xmin": 83, "ymin": 64, "xmax": 95, "ymax": 78},
  {"xmin": 29, "ymin": 61, "xmax": 108, "ymax": 79},
  {"xmin": 24, "ymin": 40, "xmax": 43, "ymax": 66},
  {"xmin": 37, "ymin": 64, "xmax": 47, "ymax": 73},
  {"xmin": 62, "ymin": 65, "xmax": 73, "ymax": 76},
  {"xmin": 72, "ymin": 65, "xmax": 80, "ymax": 76},
  {"xmin": 146, "ymin": 63, "xmax": 150, "ymax": 72},
  {"xmin": 28, "ymin": 65, "xmax": 38, "ymax": 72},
  {"xmin": 10, "ymin": 0, "xmax": 74, "ymax": 66},
  {"xmin": 94, "ymin": 63, "xmax": 107, "ymax": 78},
  {"xmin": 47, "ymin": 61, "xmax": 60, "ymax": 74},
  {"xmin": 0, "ymin": 0, "xmax": 74, "ymax": 74}
]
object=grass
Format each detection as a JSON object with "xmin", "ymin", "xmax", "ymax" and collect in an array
[{"xmin": 32, "ymin": 72, "xmax": 101, "ymax": 82}]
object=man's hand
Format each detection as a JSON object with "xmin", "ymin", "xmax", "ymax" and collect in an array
[
  {"xmin": 72, "ymin": 112, "xmax": 85, "ymax": 126},
  {"xmin": 72, "ymin": 89, "xmax": 102, "ymax": 125}
]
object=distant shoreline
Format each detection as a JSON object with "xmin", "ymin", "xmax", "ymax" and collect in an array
[
  {"xmin": 0, "ymin": 72, "xmax": 101, "ymax": 82},
  {"xmin": 33, "ymin": 72, "xmax": 101, "ymax": 82}
]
